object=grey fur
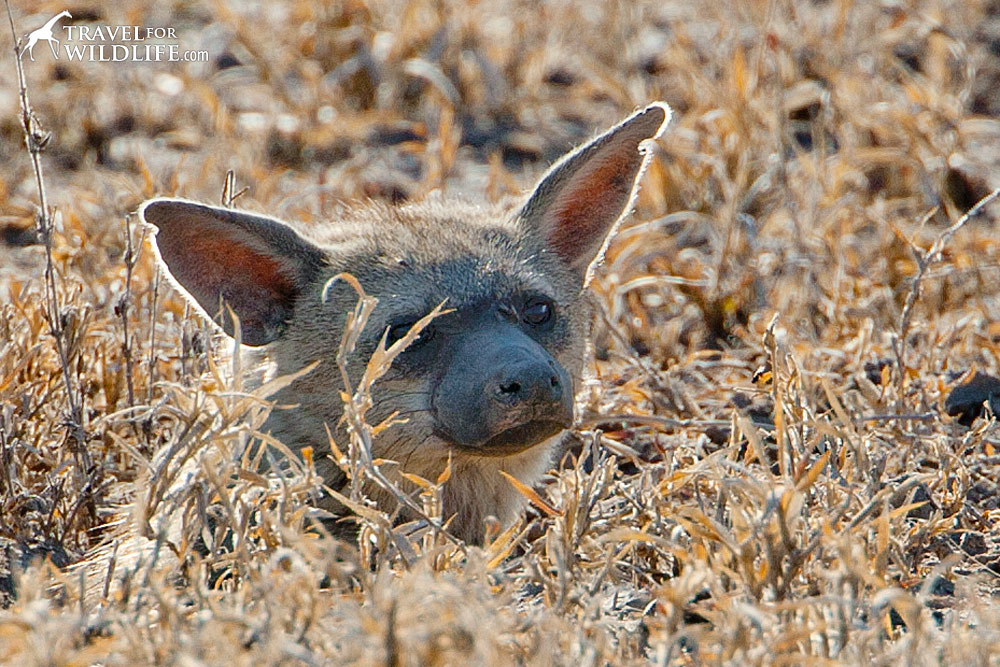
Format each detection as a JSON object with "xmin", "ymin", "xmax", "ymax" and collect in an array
[{"xmin": 141, "ymin": 102, "xmax": 671, "ymax": 542}]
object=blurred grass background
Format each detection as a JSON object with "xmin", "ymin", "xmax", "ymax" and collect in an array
[{"xmin": 3, "ymin": 0, "xmax": 1000, "ymax": 663}]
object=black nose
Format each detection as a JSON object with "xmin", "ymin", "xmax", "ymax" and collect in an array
[
  {"xmin": 430, "ymin": 324, "xmax": 574, "ymax": 451},
  {"xmin": 495, "ymin": 360, "xmax": 563, "ymax": 406}
]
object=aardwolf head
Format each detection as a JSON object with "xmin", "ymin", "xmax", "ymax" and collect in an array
[{"xmin": 140, "ymin": 103, "xmax": 670, "ymax": 541}]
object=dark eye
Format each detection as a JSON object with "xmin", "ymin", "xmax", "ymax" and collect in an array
[
  {"xmin": 386, "ymin": 322, "xmax": 434, "ymax": 348},
  {"xmin": 522, "ymin": 298, "xmax": 554, "ymax": 327}
]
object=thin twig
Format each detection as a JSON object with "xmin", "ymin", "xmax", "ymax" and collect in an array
[
  {"xmin": 854, "ymin": 413, "xmax": 936, "ymax": 423},
  {"xmin": 895, "ymin": 188, "xmax": 1000, "ymax": 395},
  {"xmin": 118, "ymin": 215, "xmax": 147, "ymax": 412},
  {"xmin": 221, "ymin": 169, "xmax": 248, "ymax": 207},
  {"xmin": 325, "ymin": 274, "xmax": 462, "ymax": 547},
  {"xmin": 579, "ymin": 413, "xmax": 774, "ymax": 431},
  {"xmin": 5, "ymin": 1, "xmax": 93, "ymax": 493}
]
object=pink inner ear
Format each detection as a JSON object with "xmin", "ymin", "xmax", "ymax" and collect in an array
[
  {"xmin": 196, "ymin": 239, "xmax": 295, "ymax": 297},
  {"xmin": 521, "ymin": 104, "xmax": 669, "ymax": 275},
  {"xmin": 153, "ymin": 213, "xmax": 301, "ymax": 344},
  {"xmin": 545, "ymin": 149, "xmax": 640, "ymax": 264},
  {"xmin": 191, "ymin": 237, "xmax": 299, "ymax": 310}
]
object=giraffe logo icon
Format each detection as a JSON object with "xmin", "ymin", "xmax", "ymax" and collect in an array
[{"xmin": 20, "ymin": 11, "xmax": 72, "ymax": 61}]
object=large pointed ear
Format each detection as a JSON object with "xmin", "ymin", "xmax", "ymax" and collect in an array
[
  {"xmin": 518, "ymin": 103, "xmax": 670, "ymax": 283},
  {"xmin": 139, "ymin": 198, "xmax": 327, "ymax": 346}
]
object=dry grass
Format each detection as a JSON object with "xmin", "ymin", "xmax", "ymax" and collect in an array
[{"xmin": 3, "ymin": 0, "xmax": 1000, "ymax": 663}]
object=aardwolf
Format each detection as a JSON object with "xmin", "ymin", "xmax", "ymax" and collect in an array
[{"xmin": 141, "ymin": 103, "xmax": 670, "ymax": 542}]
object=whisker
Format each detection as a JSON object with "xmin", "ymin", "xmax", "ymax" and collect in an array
[{"xmin": 375, "ymin": 390, "xmax": 433, "ymax": 399}]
